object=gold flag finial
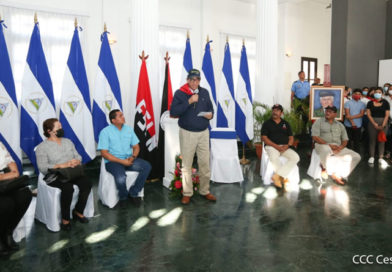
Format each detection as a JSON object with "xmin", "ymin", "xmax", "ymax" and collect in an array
[
  {"xmin": 74, "ymin": 18, "xmax": 78, "ymax": 28},
  {"xmin": 226, "ymin": 35, "xmax": 229, "ymax": 43},
  {"xmin": 206, "ymin": 35, "xmax": 209, "ymax": 43},
  {"xmin": 34, "ymin": 12, "xmax": 38, "ymax": 24},
  {"xmin": 187, "ymin": 30, "xmax": 190, "ymax": 39},
  {"xmin": 243, "ymin": 38, "xmax": 245, "ymax": 46},
  {"xmin": 104, "ymin": 23, "xmax": 107, "ymax": 32}
]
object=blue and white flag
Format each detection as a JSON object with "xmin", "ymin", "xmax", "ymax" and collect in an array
[
  {"xmin": 217, "ymin": 42, "xmax": 235, "ymax": 128},
  {"xmin": 60, "ymin": 26, "xmax": 95, "ymax": 163},
  {"xmin": 92, "ymin": 30, "xmax": 122, "ymax": 142},
  {"xmin": 0, "ymin": 20, "xmax": 22, "ymax": 172},
  {"xmin": 201, "ymin": 40, "xmax": 217, "ymax": 128},
  {"xmin": 235, "ymin": 44, "xmax": 253, "ymax": 143},
  {"xmin": 20, "ymin": 22, "xmax": 56, "ymax": 171},
  {"xmin": 180, "ymin": 35, "xmax": 193, "ymax": 86}
]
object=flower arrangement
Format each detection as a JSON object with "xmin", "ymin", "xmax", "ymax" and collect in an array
[{"xmin": 169, "ymin": 155, "xmax": 200, "ymax": 198}]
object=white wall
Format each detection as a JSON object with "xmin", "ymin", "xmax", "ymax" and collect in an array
[{"xmin": 278, "ymin": 0, "xmax": 331, "ymax": 109}]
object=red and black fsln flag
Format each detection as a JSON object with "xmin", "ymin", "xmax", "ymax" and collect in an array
[
  {"xmin": 157, "ymin": 59, "xmax": 173, "ymax": 178},
  {"xmin": 134, "ymin": 58, "xmax": 159, "ymax": 179}
]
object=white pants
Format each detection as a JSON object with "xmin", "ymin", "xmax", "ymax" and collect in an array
[
  {"xmin": 264, "ymin": 146, "xmax": 300, "ymax": 178},
  {"xmin": 314, "ymin": 143, "xmax": 361, "ymax": 178}
]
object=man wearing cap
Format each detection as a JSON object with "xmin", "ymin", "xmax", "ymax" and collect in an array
[
  {"xmin": 311, "ymin": 105, "xmax": 361, "ymax": 185},
  {"xmin": 313, "ymin": 90, "xmax": 340, "ymax": 118},
  {"xmin": 170, "ymin": 69, "xmax": 216, "ymax": 205},
  {"xmin": 261, "ymin": 104, "xmax": 300, "ymax": 189}
]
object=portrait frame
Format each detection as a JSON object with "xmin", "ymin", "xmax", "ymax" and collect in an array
[{"xmin": 310, "ymin": 86, "xmax": 344, "ymax": 121}]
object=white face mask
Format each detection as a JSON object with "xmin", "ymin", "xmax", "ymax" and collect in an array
[{"xmin": 389, "ymin": 90, "xmax": 392, "ymax": 96}]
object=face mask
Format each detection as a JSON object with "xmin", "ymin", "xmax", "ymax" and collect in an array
[
  {"xmin": 389, "ymin": 90, "xmax": 392, "ymax": 96},
  {"xmin": 374, "ymin": 93, "xmax": 382, "ymax": 100},
  {"xmin": 362, "ymin": 91, "xmax": 368, "ymax": 96},
  {"xmin": 55, "ymin": 128, "xmax": 65, "ymax": 138},
  {"xmin": 384, "ymin": 87, "xmax": 389, "ymax": 92},
  {"xmin": 352, "ymin": 94, "xmax": 361, "ymax": 101}
]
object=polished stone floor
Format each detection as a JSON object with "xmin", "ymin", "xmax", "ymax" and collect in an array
[{"xmin": 1, "ymin": 145, "xmax": 392, "ymax": 272}]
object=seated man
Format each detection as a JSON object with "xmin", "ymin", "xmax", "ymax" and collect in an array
[
  {"xmin": 312, "ymin": 105, "xmax": 361, "ymax": 185},
  {"xmin": 261, "ymin": 104, "xmax": 300, "ymax": 188},
  {"xmin": 97, "ymin": 109, "xmax": 151, "ymax": 207}
]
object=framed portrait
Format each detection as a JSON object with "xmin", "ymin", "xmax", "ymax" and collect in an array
[{"xmin": 310, "ymin": 86, "xmax": 344, "ymax": 121}]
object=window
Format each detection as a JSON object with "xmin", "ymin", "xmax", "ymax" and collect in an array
[
  {"xmin": 301, "ymin": 57, "xmax": 318, "ymax": 85},
  {"xmin": 159, "ymin": 26, "xmax": 189, "ymax": 94},
  {"xmin": 0, "ymin": 5, "xmax": 87, "ymax": 104}
]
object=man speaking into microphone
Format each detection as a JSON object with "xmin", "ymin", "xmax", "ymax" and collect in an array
[{"xmin": 170, "ymin": 69, "xmax": 216, "ymax": 205}]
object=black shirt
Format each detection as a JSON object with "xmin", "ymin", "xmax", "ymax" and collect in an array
[
  {"xmin": 367, "ymin": 99, "xmax": 390, "ymax": 118},
  {"xmin": 261, "ymin": 118, "xmax": 293, "ymax": 145}
]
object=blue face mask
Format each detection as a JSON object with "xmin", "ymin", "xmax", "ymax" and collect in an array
[
  {"xmin": 362, "ymin": 91, "xmax": 368, "ymax": 96},
  {"xmin": 384, "ymin": 86, "xmax": 389, "ymax": 92},
  {"xmin": 374, "ymin": 93, "xmax": 382, "ymax": 100}
]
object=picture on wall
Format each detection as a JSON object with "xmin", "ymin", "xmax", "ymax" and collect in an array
[{"xmin": 309, "ymin": 86, "xmax": 344, "ymax": 121}]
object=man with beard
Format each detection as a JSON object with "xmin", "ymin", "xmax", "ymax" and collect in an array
[{"xmin": 261, "ymin": 104, "xmax": 300, "ymax": 189}]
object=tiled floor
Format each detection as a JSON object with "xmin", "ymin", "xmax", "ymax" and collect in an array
[{"xmin": 1, "ymin": 145, "xmax": 392, "ymax": 271}]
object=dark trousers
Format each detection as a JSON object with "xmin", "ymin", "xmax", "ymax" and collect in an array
[
  {"xmin": 346, "ymin": 126, "xmax": 362, "ymax": 153},
  {"xmin": 105, "ymin": 158, "xmax": 151, "ymax": 200},
  {"xmin": 0, "ymin": 187, "xmax": 32, "ymax": 237},
  {"xmin": 386, "ymin": 124, "xmax": 392, "ymax": 155},
  {"xmin": 48, "ymin": 176, "xmax": 92, "ymax": 221}
]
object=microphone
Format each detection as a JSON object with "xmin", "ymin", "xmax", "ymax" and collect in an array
[{"xmin": 193, "ymin": 89, "xmax": 199, "ymax": 109}]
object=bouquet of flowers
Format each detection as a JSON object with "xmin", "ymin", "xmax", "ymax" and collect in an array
[{"xmin": 169, "ymin": 155, "xmax": 200, "ymax": 198}]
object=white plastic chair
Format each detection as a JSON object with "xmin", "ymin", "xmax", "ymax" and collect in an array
[
  {"xmin": 260, "ymin": 145, "xmax": 300, "ymax": 185},
  {"xmin": 35, "ymin": 174, "xmax": 94, "ymax": 232},
  {"xmin": 307, "ymin": 149, "xmax": 323, "ymax": 180},
  {"xmin": 13, "ymin": 197, "xmax": 36, "ymax": 242},
  {"xmin": 210, "ymin": 128, "xmax": 244, "ymax": 183},
  {"xmin": 98, "ymin": 159, "xmax": 143, "ymax": 208}
]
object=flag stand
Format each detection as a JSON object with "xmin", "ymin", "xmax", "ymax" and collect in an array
[{"xmin": 240, "ymin": 145, "xmax": 250, "ymax": 165}]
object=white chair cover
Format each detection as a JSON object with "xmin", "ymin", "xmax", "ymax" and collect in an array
[
  {"xmin": 98, "ymin": 159, "xmax": 143, "ymax": 208},
  {"xmin": 307, "ymin": 149, "xmax": 322, "ymax": 180},
  {"xmin": 35, "ymin": 174, "xmax": 94, "ymax": 232},
  {"xmin": 13, "ymin": 196, "xmax": 36, "ymax": 242},
  {"xmin": 210, "ymin": 128, "xmax": 243, "ymax": 183},
  {"xmin": 260, "ymin": 145, "xmax": 300, "ymax": 185}
]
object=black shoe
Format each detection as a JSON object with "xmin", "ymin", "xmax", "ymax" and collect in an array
[
  {"xmin": 129, "ymin": 196, "xmax": 142, "ymax": 207},
  {"xmin": 5, "ymin": 234, "xmax": 19, "ymax": 251},
  {"xmin": 60, "ymin": 222, "xmax": 71, "ymax": 231},
  {"xmin": 72, "ymin": 210, "xmax": 89, "ymax": 224}
]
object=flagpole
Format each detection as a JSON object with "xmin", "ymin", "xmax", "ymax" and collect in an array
[{"xmin": 34, "ymin": 12, "xmax": 38, "ymax": 24}]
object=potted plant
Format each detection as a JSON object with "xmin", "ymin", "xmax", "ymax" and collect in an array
[
  {"xmin": 252, "ymin": 101, "xmax": 272, "ymax": 160},
  {"xmin": 282, "ymin": 109, "xmax": 303, "ymax": 148}
]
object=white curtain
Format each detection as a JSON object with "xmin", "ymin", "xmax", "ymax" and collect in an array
[{"xmin": 0, "ymin": 5, "xmax": 87, "ymax": 107}]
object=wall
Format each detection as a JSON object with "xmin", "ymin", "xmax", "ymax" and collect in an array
[
  {"xmin": 278, "ymin": 0, "xmax": 332, "ymax": 109},
  {"xmin": 331, "ymin": 0, "xmax": 387, "ymax": 88}
]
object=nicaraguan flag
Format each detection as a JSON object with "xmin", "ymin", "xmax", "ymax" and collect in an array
[
  {"xmin": 92, "ymin": 30, "xmax": 122, "ymax": 142},
  {"xmin": 217, "ymin": 42, "xmax": 235, "ymax": 128},
  {"xmin": 20, "ymin": 21, "xmax": 56, "ymax": 171},
  {"xmin": 0, "ymin": 19, "xmax": 22, "ymax": 172},
  {"xmin": 60, "ymin": 26, "xmax": 95, "ymax": 163},
  {"xmin": 201, "ymin": 40, "xmax": 217, "ymax": 129},
  {"xmin": 235, "ymin": 44, "xmax": 254, "ymax": 143},
  {"xmin": 179, "ymin": 36, "xmax": 193, "ymax": 86}
]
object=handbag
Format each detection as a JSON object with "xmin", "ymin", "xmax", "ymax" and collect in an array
[
  {"xmin": 378, "ymin": 130, "xmax": 387, "ymax": 142},
  {"xmin": 44, "ymin": 165, "xmax": 85, "ymax": 184},
  {"xmin": 0, "ymin": 175, "xmax": 29, "ymax": 194}
]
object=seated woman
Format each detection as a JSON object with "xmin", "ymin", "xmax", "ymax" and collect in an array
[
  {"xmin": 0, "ymin": 142, "xmax": 32, "ymax": 255},
  {"xmin": 35, "ymin": 118, "xmax": 92, "ymax": 231}
]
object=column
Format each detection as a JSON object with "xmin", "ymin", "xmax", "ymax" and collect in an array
[{"xmin": 255, "ymin": 0, "xmax": 278, "ymax": 106}]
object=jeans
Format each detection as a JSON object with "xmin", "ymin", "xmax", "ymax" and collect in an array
[{"xmin": 105, "ymin": 158, "xmax": 151, "ymax": 200}]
